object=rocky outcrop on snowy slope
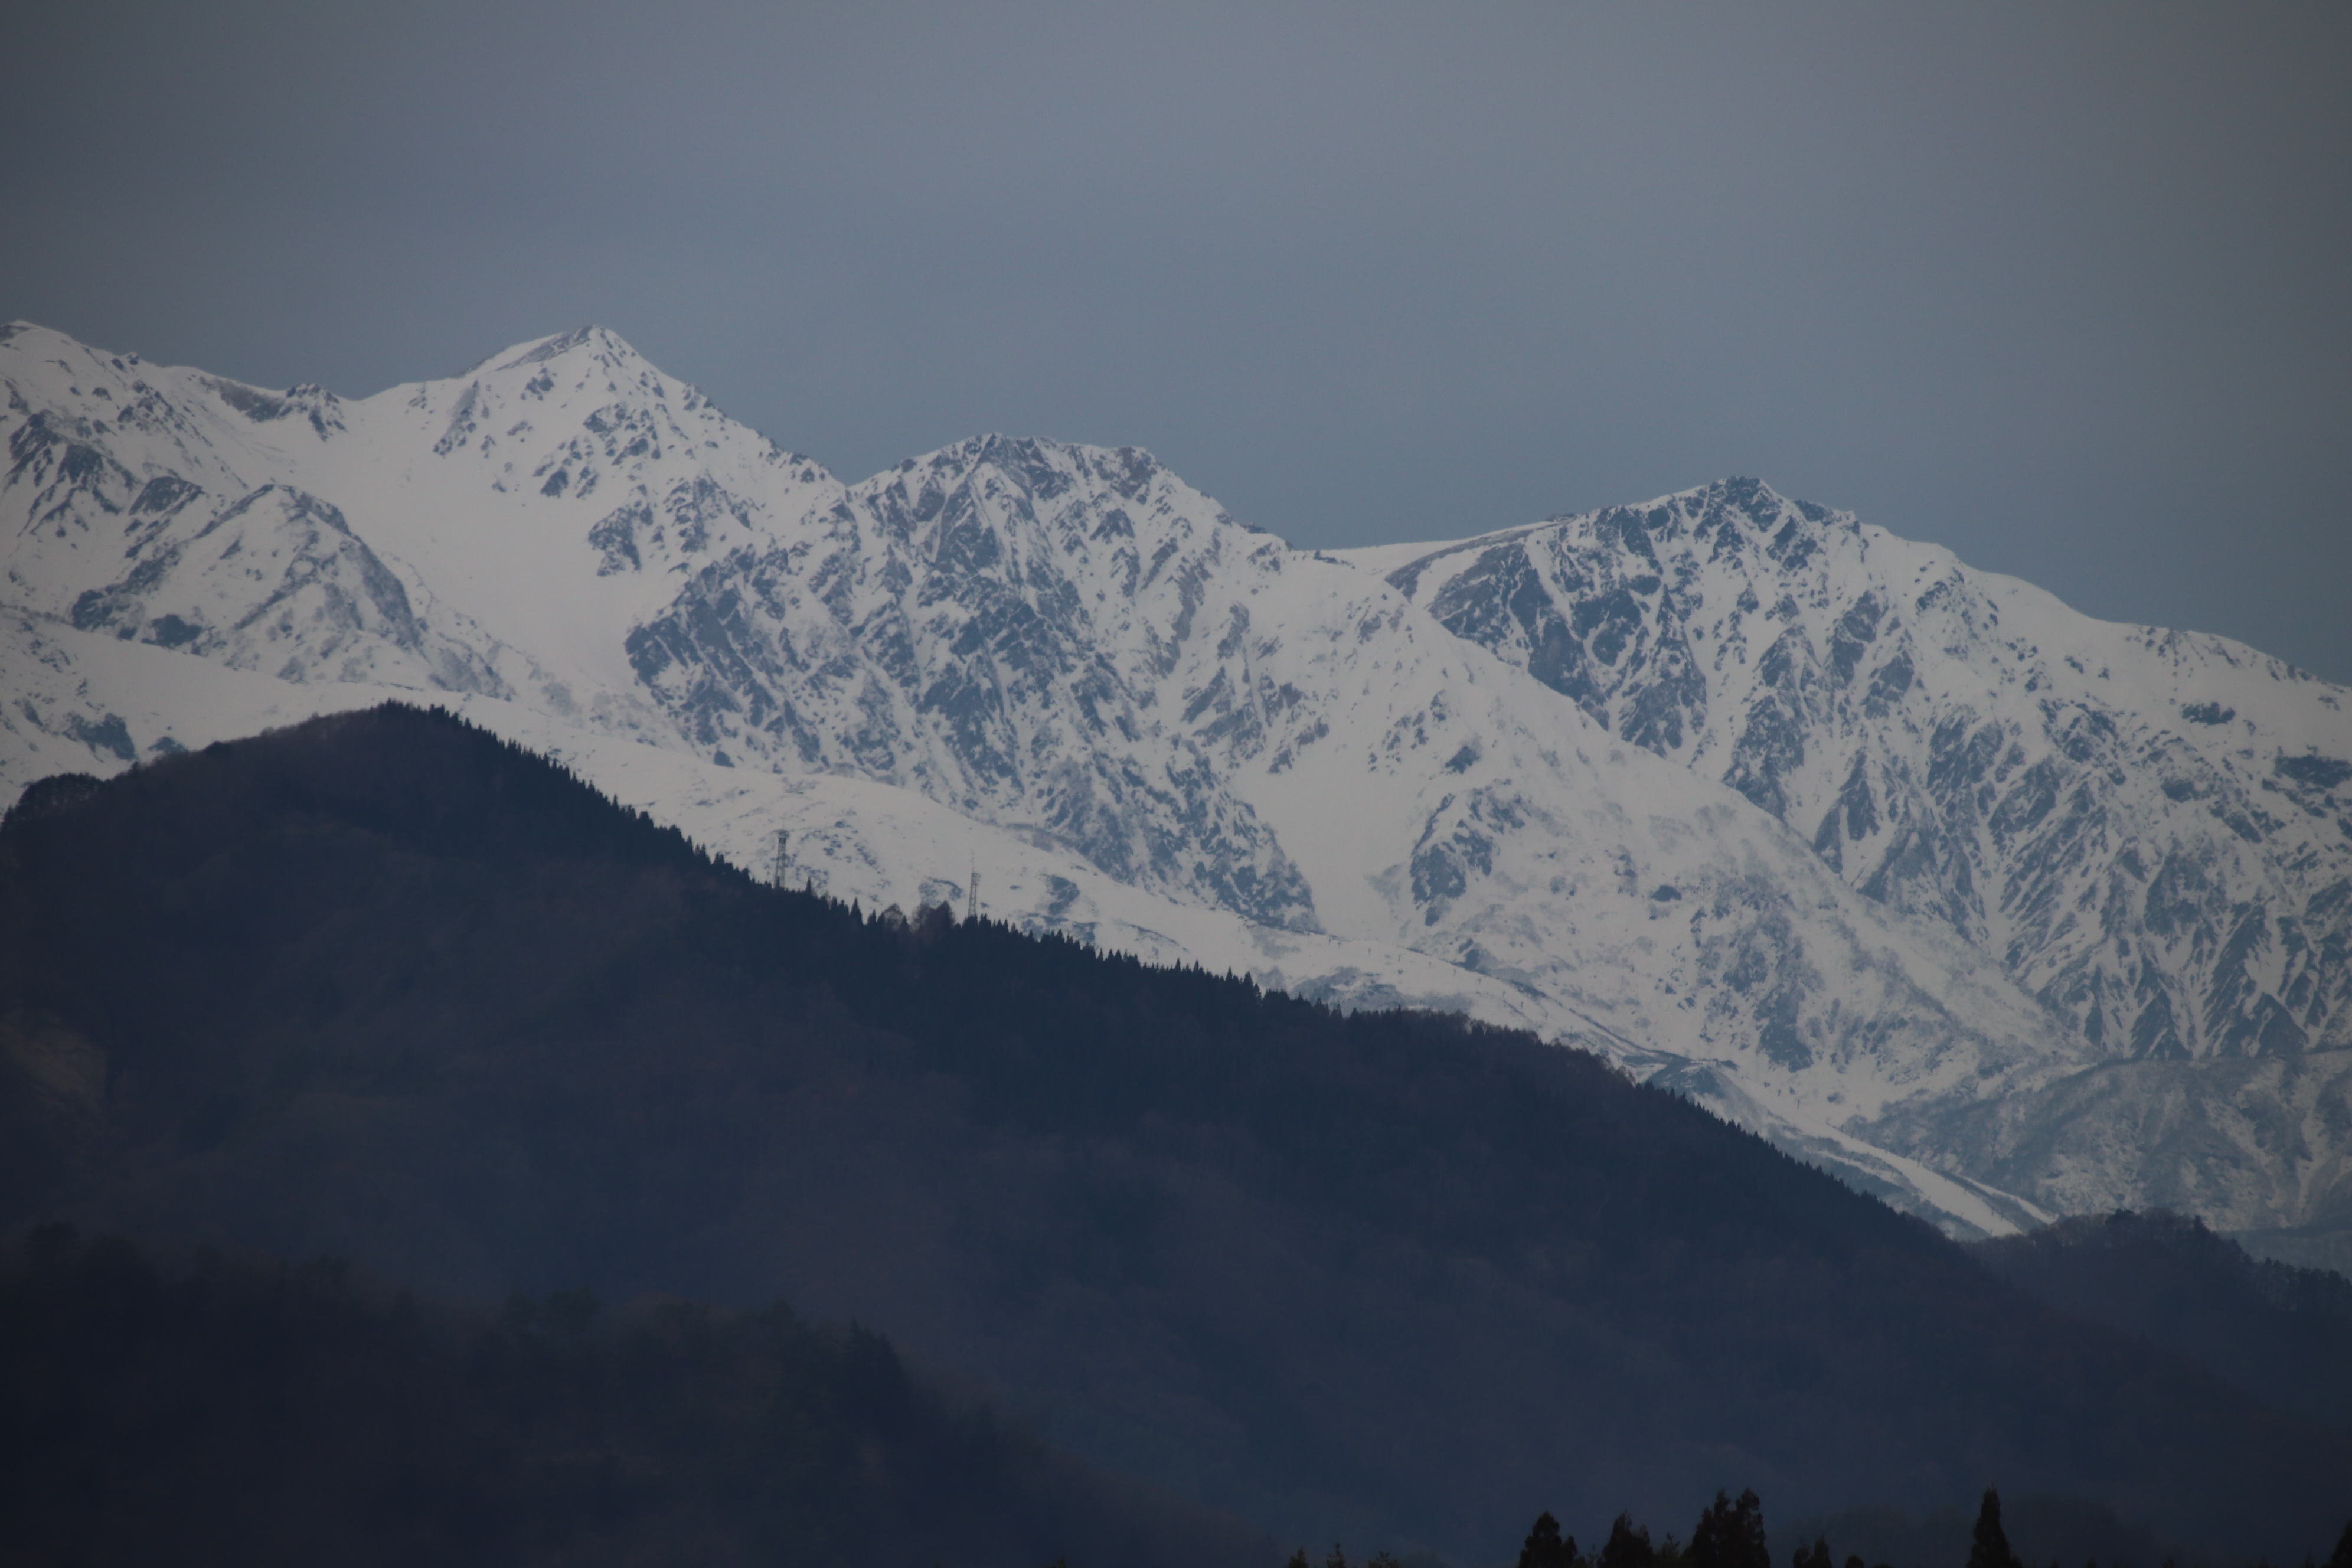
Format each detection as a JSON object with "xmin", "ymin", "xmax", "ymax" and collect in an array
[{"xmin": 1352, "ymin": 486, "xmax": 2352, "ymax": 1251}]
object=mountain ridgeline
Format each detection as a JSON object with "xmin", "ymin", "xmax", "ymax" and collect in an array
[
  {"xmin": 7, "ymin": 320, "xmax": 2352, "ymax": 1254},
  {"xmin": 2, "ymin": 705, "xmax": 2348, "ymax": 1561},
  {"xmin": 1370, "ymin": 489, "xmax": 2352, "ymax": 1255}
]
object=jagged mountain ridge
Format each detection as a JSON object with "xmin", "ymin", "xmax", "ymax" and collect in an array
[
  {"xmin": 6, "ymin": 318, "xmax": 2349, "ymax": 1249},
  {"xmin": 1355, "ymin": 485, "xmax": 2352, "ymax": 1057},
  {"xmin": 627, "ymin": 436, "xmax": 1320, "ymax": 926},
  {"xmin": 648, "ymin": 432, "xmax": 2094, "ymax": 1187},
  {"xmin": 0, "ymin": 321, "xmax": 2074, "ymax": 1233},
  {"xmin": 1350, "ymin": 488, "xmax": 2352, "ymax": 1240},
  {"xmin": 0, "ymin": 319, "xmax": 2107, "ymax": 1231}
]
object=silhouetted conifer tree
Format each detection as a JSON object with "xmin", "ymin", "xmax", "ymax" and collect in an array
[
  {"xmin": 2327, "ymin": 1518, "xmax": 2352, "ymax": 1568},
  {"xmin": 1602, "ymin": 1514, "xmax": 1659, "ymax": 1568},
  {"xmin": 1688, "ymin": 1490, "xmax": 1769, "ymax": 1568},
  {"xmin": 1968, "ymin": 1490, "xmax": 2023, "ymax": 1568},
  {"xmin": 1522, "ymin": 1511, "xmax": 1579, "ymax": 1568}
]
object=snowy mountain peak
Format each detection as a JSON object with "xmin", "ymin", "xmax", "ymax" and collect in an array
[
  {"xmin": 1351, "ymin": 472, "xmax": 2352, "ymax": 1234},
  {"xmin": 629, "ymin": 427, "xmax": 1325, "ymax": 929},
  {"xmin": 2, "ymin": 319, "xmax": 138, "ymax": 365},
  {"xmin": 851, "ymin": 435, "xmax": 1241, "ymax": 583},
  {"xmin": 446, "ymin": 323, "xmax": 667, "ymax": 388},
  {"xmin": 492, "ymin": 323, "xmax": 635, "ymax": 370},
  {"xmin": 8, "ymin": 320, "xmax": 2352, "ymax": 1260}
]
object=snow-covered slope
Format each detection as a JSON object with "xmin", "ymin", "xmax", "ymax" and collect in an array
[
  {"xmin": 1351, "ymin": 483, "xmax": 2352, "ymax": 1244},
  {"xmin": 9, "ymin": 320, "xmax": 2350, "ymax": 1251}
]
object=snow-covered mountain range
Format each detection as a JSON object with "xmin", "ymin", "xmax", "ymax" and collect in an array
[{"xmin": 7, "ymin": 319, "xmax": 2349, "ymax": 1260}]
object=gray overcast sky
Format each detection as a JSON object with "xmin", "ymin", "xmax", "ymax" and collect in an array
[{"xmin": 8, "ymin": 2, "xmax": 2348, "ymax": 679}]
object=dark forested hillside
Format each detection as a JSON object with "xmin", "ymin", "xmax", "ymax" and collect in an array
[
  {"xmin": 0, "ymin": 1225, "xmax": 1265, "ymax": 1568},
  {"xmin": 2, "ymin": 704, "xmax": 2348, "ymax": 1561},
  {"xmin": 1969, "ymin": 1210, "xmax": 2352, "ymax": 1439}
]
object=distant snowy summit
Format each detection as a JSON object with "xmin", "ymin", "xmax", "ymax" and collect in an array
[
  {"xmin": 1361, "ymin": 482, "xmax": 2352, "ymax": 1062},
  {"xmin": 6, "ymin": 319, "xmax": 2350, "ymax": 1263}
]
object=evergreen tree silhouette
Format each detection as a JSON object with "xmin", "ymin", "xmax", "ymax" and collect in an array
[
  {"xmin": 1968, "ymin": 1489, "xmax": 2023, "ymax": 1568},
  {"xmin": 1688, "ymin": 1489, "xmax": 1769, "ymax": 1568},
  {"xmin": 1521, "ymin": 1511, "xmax": 1579, "ymax": 1568},
  {"xmin": 1601, "ymin": 1514, "xmax": 1658, "ymax": 1568}
]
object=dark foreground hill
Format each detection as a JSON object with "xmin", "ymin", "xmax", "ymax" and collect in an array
[
  {"xmin": 0, "ymin": 1225, "xmax": 1265, "ymax": 1568},
  {"xmin": 3, "ymin": 705, "xmax": 2348, "ymax": 1560}
]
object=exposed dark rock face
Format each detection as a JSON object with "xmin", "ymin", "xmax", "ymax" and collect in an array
[{"xmin": 625, "ymin": 437, "xmax": 1321, "ymax": 929}]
